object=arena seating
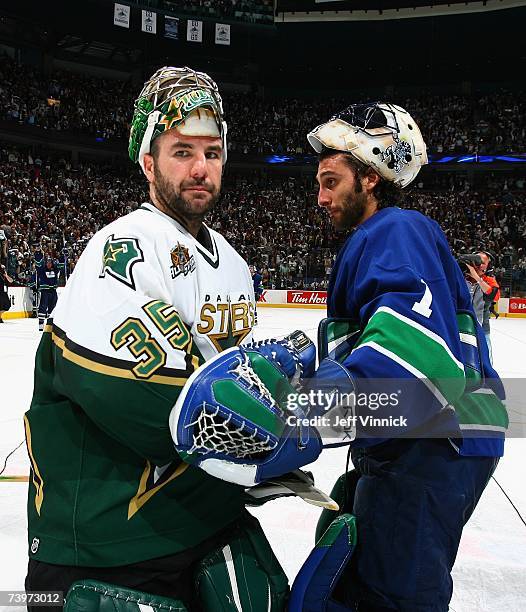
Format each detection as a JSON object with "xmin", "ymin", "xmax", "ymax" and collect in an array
[{"xmin": 1, "ymin": 143, "xmax": 524, "ymax": 290}]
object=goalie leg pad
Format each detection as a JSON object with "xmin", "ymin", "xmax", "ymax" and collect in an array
[
  {"xmin": 457, "ymin": 311, "xmax": 484, "ymax": 391},
  {"xmin": 194, "ymin": 513, "xmax": 289, "ymax": 611},
  {"xmin": 289, "ymin": 514, "xmax": 357, "ymax": 612},
  {"xmin": 317, "ymin": 317, "xmax": 361, "ymax": 362},
  {"xmin": 315, "ymin": 470, "xmax": 360, "ymax": 542},
  {"xmin": 65, "ymin": 580, "xmax": 188, "ymax": 611}
]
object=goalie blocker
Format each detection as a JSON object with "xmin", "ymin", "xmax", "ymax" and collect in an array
[{"xmin": 169, "ymin": 345, "xmax": 322, "ymax": 487}]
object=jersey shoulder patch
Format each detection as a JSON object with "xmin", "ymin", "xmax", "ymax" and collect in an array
[{"xmin": 99, "ymin": 235, "xmax": 144, "ymax": 290}]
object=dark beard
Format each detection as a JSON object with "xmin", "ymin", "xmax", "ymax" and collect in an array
[
  {"xmin": 337, "ymin": 188, "xmax": 368, "ymax": 231},
  {"xmin": 153, "ymin": 165, "xmax": 220, "ymax": 223}
]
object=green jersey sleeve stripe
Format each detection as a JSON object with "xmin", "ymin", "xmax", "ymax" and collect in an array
[
  {"xmin": 374, "ymin": 306, "xmax": 464, "ymax": 371},
  {"xmin": 354, "ymin": 340, "xmax": 450, "ymax": 407},
  {"xmin": 455, "ymin": 389, "xmax": 509, "ymax": 430},
  {"xmin": 459, "ymin": 424, "xmax": 507, "ymax": 433},
  {"xmin": 356, "ymin": 309, "xmax": 465, "ymax": 380},
  {"xmin": 354, "ymin": 308, "xmax": 466, "ymax": 404}
]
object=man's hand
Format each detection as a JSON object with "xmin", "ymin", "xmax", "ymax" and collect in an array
[
  {"xmin": 465, "ymin": 263, "xmax": 481, "ymax": 282},
  {"xmin": 466, "ymin": 264, "xmax": 492, "ymax": 293}
]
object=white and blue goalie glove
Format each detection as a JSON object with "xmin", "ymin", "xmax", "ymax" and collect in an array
[{"xmin": 169, "ymin": 346, "xmax": 322, "ymax": 487}]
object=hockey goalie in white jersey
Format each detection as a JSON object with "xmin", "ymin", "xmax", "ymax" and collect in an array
[{"xmin": 25, "ymin": 66, "xmax": 322, "ymax": 611}]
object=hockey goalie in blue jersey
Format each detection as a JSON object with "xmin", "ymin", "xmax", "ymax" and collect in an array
[{"xmin": 289, "ymin": 103, "xmax": 507, "ymax": 612}]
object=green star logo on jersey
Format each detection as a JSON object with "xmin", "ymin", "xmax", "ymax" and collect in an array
[{"xmin": 100, "ymin": 235, "xmax": 144, "ymax": 290}]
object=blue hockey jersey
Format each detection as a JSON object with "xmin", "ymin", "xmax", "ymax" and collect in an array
[
  {"xmin": 34, "ymin": 250, "xmax": 64, "ymax": 290},
  {"xmin": 328, "ymin": 207, "xmax": 507, "ymax": 457},
  {"xmin": 253, "ymin": 271, "xmax": 263, "ymax": 294}
]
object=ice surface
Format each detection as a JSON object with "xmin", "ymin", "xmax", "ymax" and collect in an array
[{"xmin": 1, "ymin": 311, "xmax": 525, "ymax": 611}]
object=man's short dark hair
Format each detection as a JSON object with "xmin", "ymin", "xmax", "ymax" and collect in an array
[
  {"xmin": 319, "ymin": 149, "xmax": 404, "ymax": 208},
  {"xmin": 150, "ymin": 136, "xmax": 162, "ymax": 161}
]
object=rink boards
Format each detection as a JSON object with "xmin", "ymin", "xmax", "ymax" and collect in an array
[{"xmin": 4, "ymin": 286, "xmax": 526, "ymax": 317}]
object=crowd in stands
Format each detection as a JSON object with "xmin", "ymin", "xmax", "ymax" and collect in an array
[
  {"xmin": 2, "ymin": 54, "xmax": 525, "ymax": 156},
  {"xmin": 1, "ymin": 55, "xmax": 131, "ymax": 140},
  {"xmin": 227, "ymin": 93, "xmax": 526, "ymax": 156},
  {"xmin": 162, "ymin": 0, "xmax": 273, "ymax": 23},
  {"xmin": 1, "ymin": 143, "xmax": 526, "ymax": 294},
  {"xmin": 0, "ymin": 146, "xmax": 144, "ymax": 285}
]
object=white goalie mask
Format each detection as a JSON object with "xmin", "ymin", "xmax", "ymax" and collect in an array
[{"xmin": 307, "ymin": 102, "xmax": 428, "ymax": 188}]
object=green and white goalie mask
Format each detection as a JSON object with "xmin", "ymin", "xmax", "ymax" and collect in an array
[{"xmin": 129, "ymin": 66, "xmax": 227, "ymax": 173}]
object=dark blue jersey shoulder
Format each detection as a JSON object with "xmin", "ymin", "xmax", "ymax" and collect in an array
[
  {"xmin": 253, "ymin": 273, "xmax": 263, "ymax": 292},
  {"xmin": 328, "ymin": 207, "xmax": 471, "ymax": 321},
  {"xmin": 327, "ymin": 207, "xmax": 505, "ymax": 457}
]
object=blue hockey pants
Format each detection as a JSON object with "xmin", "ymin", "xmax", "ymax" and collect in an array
[{"xmin": 343, "ymin": 438, "xmax": 498, "ymax": 611}]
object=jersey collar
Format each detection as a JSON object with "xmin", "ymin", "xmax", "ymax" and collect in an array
[{"xmin": 140, "ymin": 202, "xmax": 219, "ymax": 265}]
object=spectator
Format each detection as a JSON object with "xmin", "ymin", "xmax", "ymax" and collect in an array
[
  {"xmin": 0, "ymin": 263, "xmax": 13, "ymax": 322},
  {"xmin": 1, "ymin": 54, "xmax": 525, "ymax": 156},
  {"xmin": 1, "ymin": 140, "xmax": 526, "ymax": 294},
  {"xmin": 477, "ymin": 251, "xmax": 501, "ymax": 363},
  {"xmin": 0, "ymin": 213, "xmax": 11, "ymax": 265}
]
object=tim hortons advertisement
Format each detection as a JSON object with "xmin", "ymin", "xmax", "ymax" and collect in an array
[
  {"xmin": 287, "ymin": 290, "xmax": 327, "ymax": 305},
  {"xmin": 258, "ymin": 290, "xmax": 269, "ymax": 303},
  {"xmin": 509, "ymin": 298, "xmax": 526, "ymax": 312}
]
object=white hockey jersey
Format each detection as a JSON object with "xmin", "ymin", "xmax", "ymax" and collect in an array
[
  {"xmin": 26, "ymin": 202, "xmax": 253, "ymax": 566},
  {"xmin": 53, "ymin": 202, "xmax": 256, "ymax": 381}
]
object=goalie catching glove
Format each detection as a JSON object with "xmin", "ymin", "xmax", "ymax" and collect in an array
[
  {"xmin": 247, "ymin": 330, "xmax": 316, "ymax": 384},
  {"xmin": 169, "ymin": 346, "xmax": 322, "ymax": 487}
]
